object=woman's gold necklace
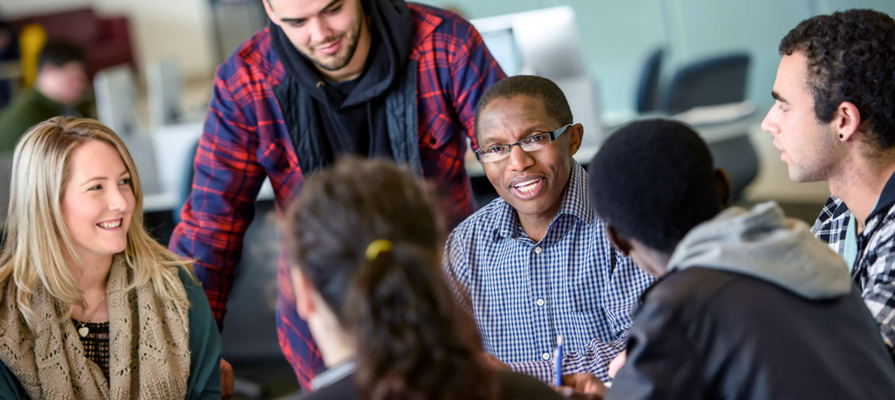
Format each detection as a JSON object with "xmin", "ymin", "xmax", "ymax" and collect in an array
[{"xmin": 76, "ymin": 295, "xmax": 107, "ymax": 337}]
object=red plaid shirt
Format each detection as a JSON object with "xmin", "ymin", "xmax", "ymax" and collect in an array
[{"xmin": 168, "ymin": 3, "xmax": 504, "ymax": 388}]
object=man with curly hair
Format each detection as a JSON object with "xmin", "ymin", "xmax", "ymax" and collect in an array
[{"xmin": 761, "ymin": 9, "xmax": 895, "ymax": 357}]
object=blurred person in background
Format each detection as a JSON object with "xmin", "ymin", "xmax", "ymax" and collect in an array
[
  {"xmin": 284, "ymin": 156, "xmax": 564, "ymax": 400},
  {"xmin": 0, "ymin": 41, "xmax": 92, "ymax": 153},
  {"xmin": 168, "ymin": 0, "xmax": 505, "ymax": 393},
  {"xmin": 0, "ymin": 117, "xmax": 221, "ymax": 399}
]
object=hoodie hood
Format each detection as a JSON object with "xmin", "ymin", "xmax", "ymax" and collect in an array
[{"xmin": 667, "ymin": 202, "xmax": 852, "ymax": 300}]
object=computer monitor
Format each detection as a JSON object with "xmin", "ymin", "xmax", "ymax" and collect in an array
[
  {"xmin": 472, "ymin": 6, "xmax": 587, "ymax": 79},
  {"xmin": 479, "ymin": 27, "xmax": 523, "ymax": 77},
  {"xmin": 94, "ymin": 65, "xmax": 139, "ymax": 137},
  {"xmin": 472, "ymin": 7, "xmax": 603, "ymax": 148},
  {"xmin": 147, "ymin": 59, "xmax": 184, "ymax": 128}
]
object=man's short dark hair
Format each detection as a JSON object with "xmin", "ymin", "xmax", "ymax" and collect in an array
[
  {"xmin": 779, "ymin": 9, "xmax": 895, "ymax": 150},
  {"xmin": 38, "ymin": 41, "xmax": 86, "ymax": 71},
  {"xmin": 588, "ymin": 119, "xmax": 721, "ymax": 254},
  {"xmin": 474, "ymin": 75, "xmax": 573, "ymax": 137}
]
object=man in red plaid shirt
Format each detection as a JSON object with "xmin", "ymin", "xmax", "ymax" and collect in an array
[{"xmin": 168, "ymin": 0, "xmax": 504, "ymax": 395}]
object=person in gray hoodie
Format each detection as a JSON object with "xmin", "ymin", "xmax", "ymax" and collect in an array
[{"xmin": 585, "ymin": 119, "xmax": 895, "ymax": 399}]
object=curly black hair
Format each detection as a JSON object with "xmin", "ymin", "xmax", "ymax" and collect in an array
[
  {"xmin": 779, "ymin": 9, "xmax": 895, "ymax": 150},
  {"xmin": 588, "ymin": 119, "xmax": 722, "ymax": 254}
]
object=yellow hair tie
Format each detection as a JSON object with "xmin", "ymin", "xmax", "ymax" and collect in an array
[{"xmin": 365, "ymin": 239, "xmax": 393, "ymax": 261}]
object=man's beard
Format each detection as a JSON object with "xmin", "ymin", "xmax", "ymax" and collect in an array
[{"xmin": 304, "ymin": 10, "xmax": 364, "ymax": 72}]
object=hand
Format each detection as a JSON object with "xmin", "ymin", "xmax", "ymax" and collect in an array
[
  {"xmin": 608, "ymin": 350, "xmax": 626, "ymax": 378},
  {"xmin": 559, "ymin": 373, "xmax": 607, "ymax": 398},
  {"xmin": 220, "ymin": 358, "xmax": 234, "ymax": 399},
  {"xmin": 479, "ymin": 352, "xmax": 510, "ymax": 371}
]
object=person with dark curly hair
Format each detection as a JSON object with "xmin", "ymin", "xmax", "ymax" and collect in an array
[{"xmin": 761, "ymin": 9, "xmax": 895, "ymax": 357}]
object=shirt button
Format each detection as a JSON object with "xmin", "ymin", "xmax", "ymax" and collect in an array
[
  {"xmin": 536, "ymin": 298, "xmax": 545, "ymax": 306},
  {"xmin": 534, "ymin": 247, "xmax": 543, "ymax": 254},
  {"xmin": 542, "ymin": 352, "xmax": 551, "ymax": 361}
]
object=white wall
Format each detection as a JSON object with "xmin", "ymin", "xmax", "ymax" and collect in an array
[
  {"xmin": 1, "ymin": 0, "xmax": 93, "ymax": 17},
  {"xmin": 94, "ymin": 0, "xmax": 215, "ymax": 80}
]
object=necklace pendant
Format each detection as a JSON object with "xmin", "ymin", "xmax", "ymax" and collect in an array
[{"xmin": 78, "ymin": 326, "xmax": 89, "ymax": 337}]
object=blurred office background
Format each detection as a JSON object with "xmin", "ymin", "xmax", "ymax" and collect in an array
[{"xmin": 0, "ymin": 0, "xmax": 892, "ymax": 399}]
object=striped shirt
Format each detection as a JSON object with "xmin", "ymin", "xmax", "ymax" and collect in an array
[{"xmin": 445, "ymin": 162, "xmax": 655, "ymax": 383}]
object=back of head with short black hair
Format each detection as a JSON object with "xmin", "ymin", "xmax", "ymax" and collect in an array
[
  {"xmin": 38, "ymin": 41, "xmax": 86, "ymax": 71},
  {"xmin": 474, "ymin": 75, "xmax": 573, "ymax": 138},
  {"xmin": 588, "ymin": 119, "xmax": 721, "ymax": 254},
  {"xmin": 779, "ymin": 9, "xmax": 895, "ymax": 151}
]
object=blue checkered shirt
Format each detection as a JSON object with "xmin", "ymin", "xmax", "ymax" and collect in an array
[
  {"xmin": 813, "ymin": 173, "xmax": 895, "ymax": 352},
  {"xmin": 444, "ymin": 162, "xmax": 655, "ymax": 383}
]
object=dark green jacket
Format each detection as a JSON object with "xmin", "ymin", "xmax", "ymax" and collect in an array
[
  {"xmin": 0, "ymin": 88, "xmax": 93, "ymax": 153},
  {"xmin": 0, "ymin": 267, "xmax": 222, "ymax": 399}
]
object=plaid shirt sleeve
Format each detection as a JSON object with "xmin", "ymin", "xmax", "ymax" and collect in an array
[
  {"xmin": 859, "ymin": 220, "xmax": 895, "ymax": 348},
  {"xmin": 443, "ymin": 228, "xmax": 474, "ymax": 316},
  {"xmin": 444, "ymin": 17, "xmax": 505, "ymax": 152},
  {"xmin": 419, "ymin": 9, "xmax": 505, "ymax": 228},
  {"xmin": 168, "ymin": 63, "xmax": 268, "ymax": 325}
]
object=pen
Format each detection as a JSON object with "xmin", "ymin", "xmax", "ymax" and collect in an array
[{"xmin": 554, "ymin": 335, "xmax": 563, "ymax": 386}]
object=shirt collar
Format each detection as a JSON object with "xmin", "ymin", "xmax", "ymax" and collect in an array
[
  {"xmin": 491, "ymin": 161, "xmax": 594, "ymax": 241},
  {"xmin": 867, "ymin": 169, "xmax": 895, "ymax": 222},
  {"xmin": 310, "ymin": 360, "xmax": 356, "ymax": 390}
]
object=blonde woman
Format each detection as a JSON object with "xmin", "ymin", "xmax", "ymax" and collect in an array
[{"xmin": 0, "ymin": 117, "xmax": 221, "ymax": 399}]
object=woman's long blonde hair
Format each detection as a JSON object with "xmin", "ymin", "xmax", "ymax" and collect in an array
[{"xmin": 0, "ymin": 117, "xmax": 194, "ymax": 329}]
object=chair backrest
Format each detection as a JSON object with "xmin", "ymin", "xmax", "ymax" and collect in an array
[
  {"xmin": 662, "ymin": 53, "xmax": 750, "ymax": 115},
  {"xmin": 707, "ymin": 133, "xmax": 759, "ymax": 203},
  {"xmin": 636, "ymin": 47, "xmax": 663, "ymax": 113}
]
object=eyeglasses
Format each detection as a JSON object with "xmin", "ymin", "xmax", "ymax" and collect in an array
[{"xmin": 475, "ymin": 124, "xmax": 572, "ymax": 163}]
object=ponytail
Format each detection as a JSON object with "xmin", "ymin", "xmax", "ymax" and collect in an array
[
  {"xmin": 284, "ymin": 157, "xmax": 498, "ymax": 400},
  {"xmin": 345, "ymin": 242, "xmax": 497, "ymax": 400}
]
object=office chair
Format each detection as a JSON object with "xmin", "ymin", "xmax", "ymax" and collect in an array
[
  {"xmin": 635, "ymin": 47, "xmax": 663, "ymax": 113},
  {"xmin": 663, "ymin": 52, "xmax": 757, "ymax": 202},
  {"xmin": 662, "ymin": 53, "xmax": 750, "ymax": 115},
  {"xmin": 708, "ymin": 134, "xmax": 759, "ymax": 204}
]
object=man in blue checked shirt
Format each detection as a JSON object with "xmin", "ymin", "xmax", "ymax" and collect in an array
[{"xmin": 443, "ymin": 75, "xmax": 654, "ymax": 386}]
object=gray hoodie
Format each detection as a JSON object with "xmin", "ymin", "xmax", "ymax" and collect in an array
[{"xmin": 666, "ymin": 202, "xmax": 852, "ymax": 300}]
